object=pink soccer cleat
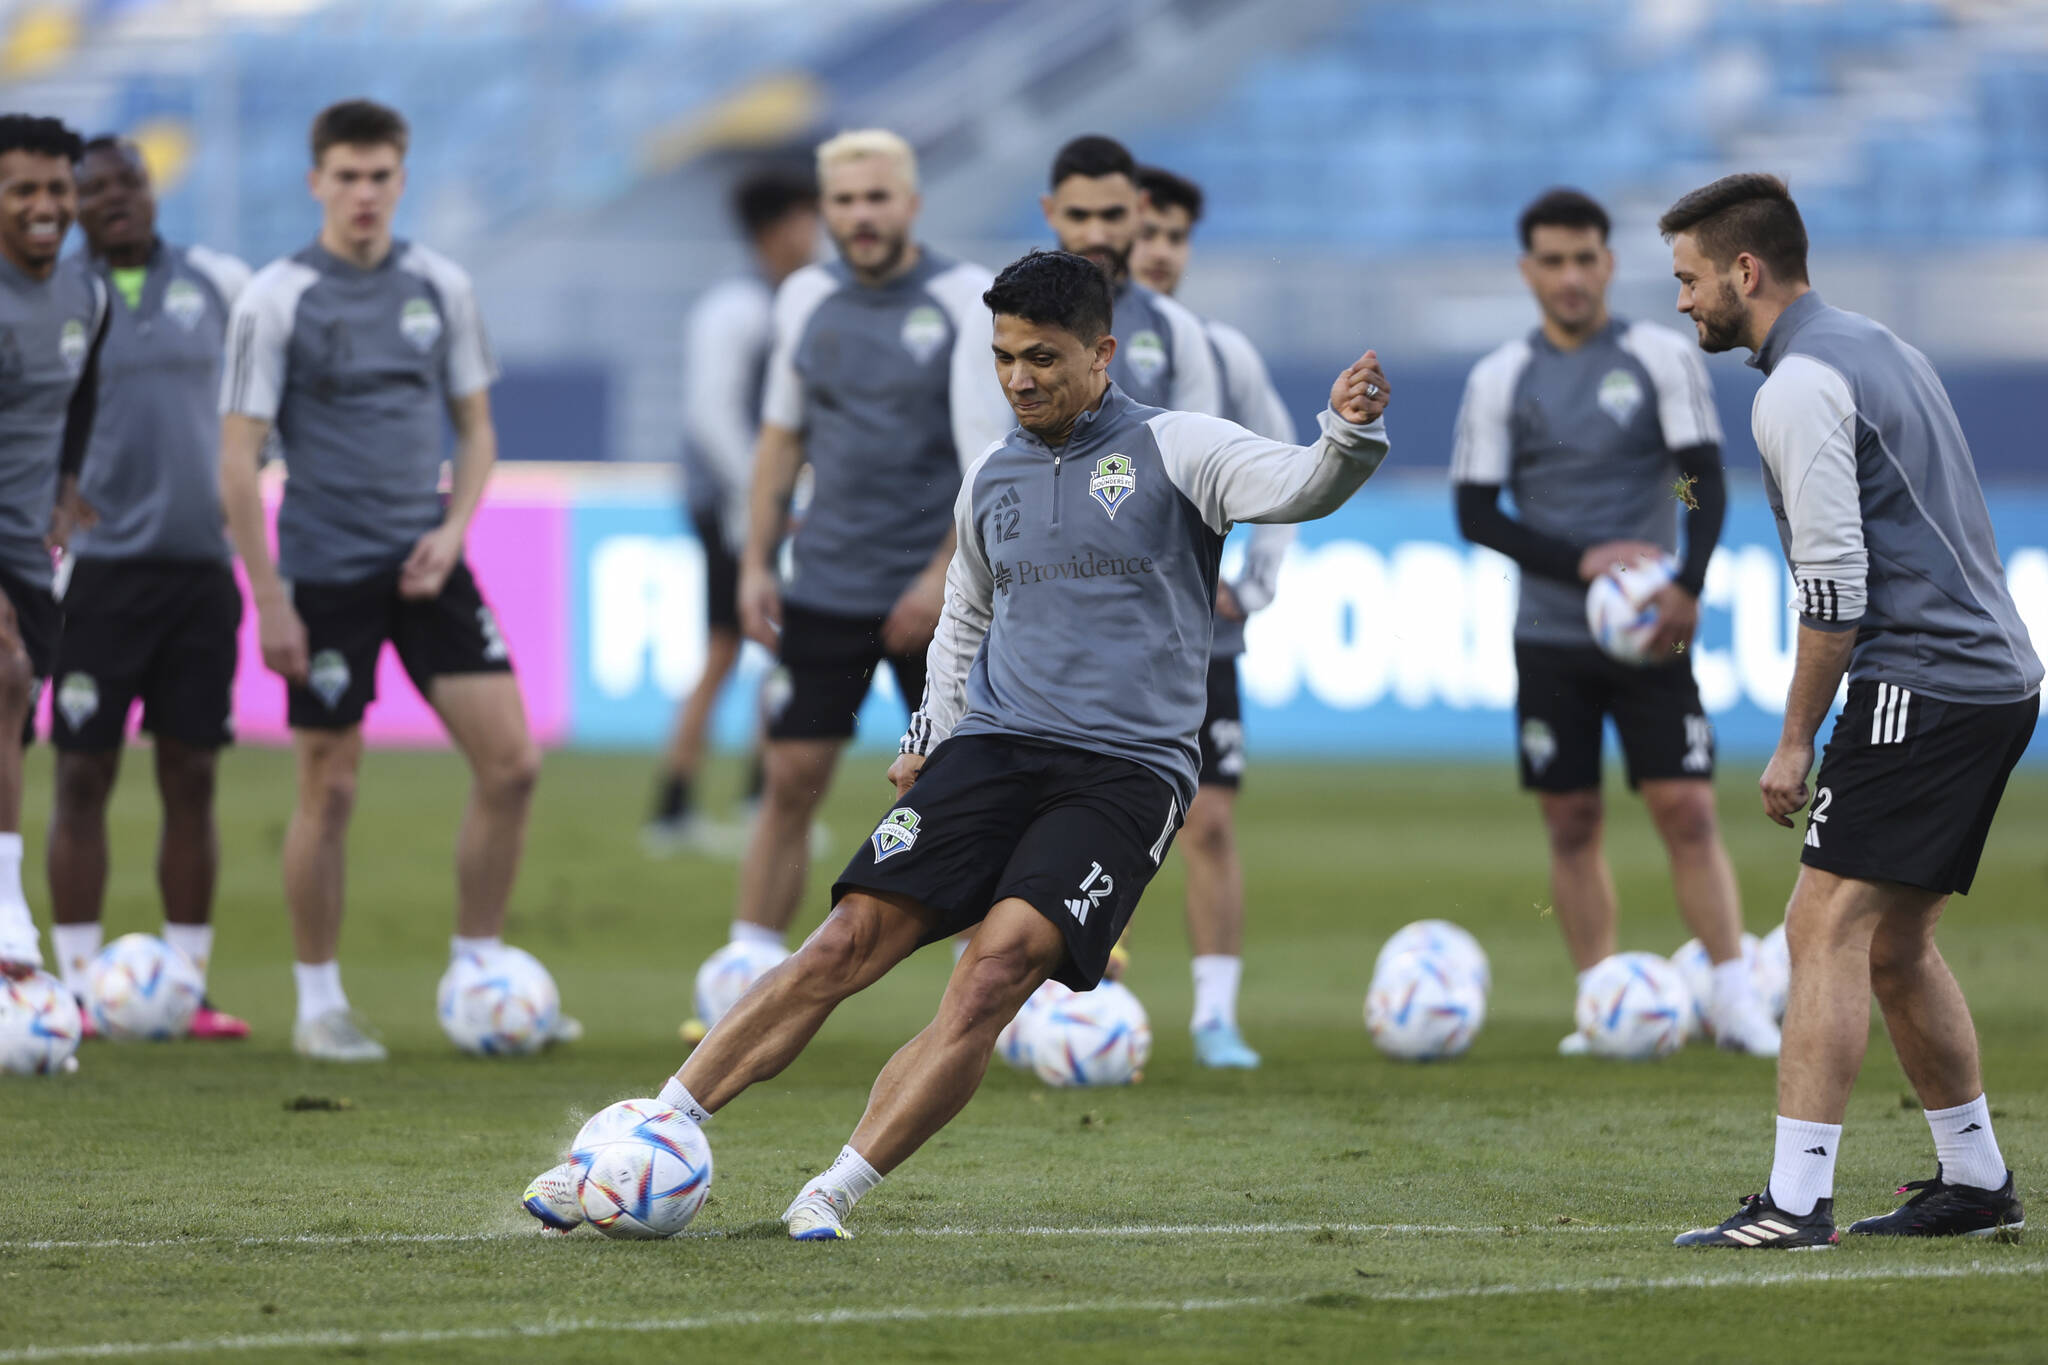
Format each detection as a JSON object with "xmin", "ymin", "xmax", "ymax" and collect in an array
[{"xmin": 187, "ymin": 1001, "xmax": 250, "ymax": 1040}]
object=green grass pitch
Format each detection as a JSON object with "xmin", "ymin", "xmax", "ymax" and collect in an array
[{"xmin": 2, "ymin": 745, "xmax": 2044, "ymax": 1362}]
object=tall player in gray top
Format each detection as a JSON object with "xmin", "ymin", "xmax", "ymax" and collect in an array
[
  {"xmin": 691, "ymin": 130, "xmax": 1010, "ymax": 1001},
  {"xmin": 1131, "ymin": 163, "xmax": 1294, "ymax": 1070},
  {"xmin": 0, "ymin": 114, "xmax": 107, "ymax": 981},
  {"xmin": 43, "ymin": 136, "xmax": 252, "ymax": 1039},
  {"xmin": 1667, "ymin": 176, "xmax": 2040, "ymax": 1249},
  {"xmin": 219, "ymin": 101, "xmax": 556, "ymax": 1062},
  {"xmin": 523, "ymin": 250, "xmax": 1392, "ymax": 1241},
  {"xmin": 1451, "ymin": 189, "xmax": 1778, "ymax": 1059}
]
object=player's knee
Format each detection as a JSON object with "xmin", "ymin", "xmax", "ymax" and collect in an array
[
  {"xmin": 947, "ymin": 945, "xmax": 1039, "ymax": 1036},
  {"xmin": 297, "ymin": 748, "xmax": 359, "ymax": 829},
  {"xmin": 479, "ymin": 741, "xmax": 542, "ymax": 808},
  {"xmin": 796, "ymin": 908, "xmax": 878, "ymax": 990},
  {"xmin": 156, "ymin": 747, "xmax": 218, "ymax": 812},
  {"xmin": 1541, "ymin": 793, "xmax": 1602, "ymax": 855},
  {"xmin": 1868, "ymin": 917, "xmax": 1939, "ymax": 987},
  {"xmin": 1182, "ymin": 802, "xmax": 1233, "ymax": 862},
  {"xmin": 0, "ymin": 646, "xmax": 31, "ymax": 712},
  {"xmin": 54, "ymin": 754, "xmax": 117, "ymax": 819},
  {"xmin": 762, "ymin": 752, "xmax": 828, "ymax": 817},
  {"xmin": 1648, "ymin": 788, "xmax": 1718, "ymax": 848}
]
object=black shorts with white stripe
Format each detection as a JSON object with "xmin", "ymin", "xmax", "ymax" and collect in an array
[
  {"xmin": 834, "ymin": 733, "xmax": 1183, "ymax": 990},
  {"xmin": 1801, "ymin": 681, "xmax": 2039, "ymax": 894}
]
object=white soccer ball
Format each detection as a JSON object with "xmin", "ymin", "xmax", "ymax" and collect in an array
[
  {"xmin": 1585, "ymin": 552, "xmax": 1678, "ymax": 665},
  {"xmin": 1025, "ymin": 980, "xmax": 1152, "ymax": 1087},
  {"xmin": 1374, "ymin": 919, "xmax": 1490, "ymax": 995},
  {"xmin": 996, "ymin": 978, "xmax": 1075, "ymax": 1070},
  {"xmin": 84, "ymin": 933, "xmax": 203, "ymax": 1041},
  {"xmin": 692, "ymin": 940, "xmax": 789, "ymax": 1028},
  {"xmin": 1668, "ymin": 932, "xmax": 1762, "ymax": 1042},
  {"xmin": 576, "ymin": 1099, "xmax": 714, "ymax": 1239},
  {"xmin": 0, "ymin": 971, "xmax": 84, "ymax": 1075},
  {"xmin": 1576, "ymin": 951, "xmax": 1692, "ymax": 1059},
  {"xmin": 436, "ymin": 946, "xmax": 560, "ymax": 1056},
  {"xmin": 1365, "ymin": 950, "xmax": 1486, "ymax": 1061},
  {"xmin": 1755, "ymin": 922, "xmax": 1790, "ymax": 1023}
]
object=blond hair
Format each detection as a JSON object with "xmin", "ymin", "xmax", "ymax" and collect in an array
[{"xmin": 815, "ymin": 128, "xmax": 917, "ymax": 188}]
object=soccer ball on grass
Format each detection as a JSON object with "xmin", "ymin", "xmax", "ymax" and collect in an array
[
  {"xmin": 575, "ymin": 1098, "xmax": 714, "ymax": 1239},
  {"xmin": 1575, "ymin": 952, "xmax": 1691, "ymax": 1059},
  {"xmin": 85, "ymin": 933, "xmax": 203, "ymax": 1041},
  {"xmin": 437, "ymin": 946, "xmax": 560, "ymax": 1055},
  {"xmin": 0, "ymin": 971, "xmax": 83, "ymax": 1074},
  {"xmin": 1365, "ymin": 950, "xmax": 1486, "ymax": 1061},
  {"xmin": 1025, "ymin": 980, "xmax": 1152, "ymax": 1087}
]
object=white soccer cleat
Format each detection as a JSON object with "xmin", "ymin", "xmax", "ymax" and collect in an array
[
  {"xmin": 1710, "ymin": 993, "xmax": 1782, "ymax": 1058},
  {"xmin": 782, "ymin": 1186, "xmax": 855, "ymax": 1241},
  {"xmin": 549, "ymin": 1014, "xmax": 585, "ymax": 1046},
  {"xmin": 1557, "ymin": 1030, "xmax": 1591, "ymax": 1057},
  {"xmin": 522, "ymin": 1161, "xmax": 585, "ymax": 1233},
  {"xmin": 291, "ymin": 1009, "xmax": 388, "ymax": 1062},
  {"xmin": 0, "ymin": 907, "xmax": 44, "ymax": 977}
]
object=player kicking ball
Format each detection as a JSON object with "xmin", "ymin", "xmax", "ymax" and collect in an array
[{"xmin": 525, "ymin": 250, "xmax": 1392, "ymax": 1239}]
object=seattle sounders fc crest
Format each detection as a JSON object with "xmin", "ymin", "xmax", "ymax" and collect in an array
[
  {"xmin": 1597, "ymin": 368, "xmax": 1643, "ymax": 425},
  {"xmin": 899, "ymin": 305, "xmax": 946, "ymax": 364},
  {"xmin": 58, "ymin": 320, "xmax": 87, "ymax": 375},
  {"xmin": 870, "ymin": 807, "xmax": 921, "ymax": 863},
  {"xmin": 164, "ymin": 279, "xmax": 206, "ymax": 332},
  {"xmin": 1125, "ymin": 329, "xmax": 1166, "ymax": 383},
  {"xmin": 399, "ymin": 298, "xmax": 442, "ymax": 352},
  {"xmin": 1089, "ymin": 453, "xmax": 1136, "ymax": 520}
]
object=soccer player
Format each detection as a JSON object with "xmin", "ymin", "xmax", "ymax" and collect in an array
[
  {"xmin": 1041, "ymin": 136, "xmax": 1221, "ymax": 416},
  {"xmin": 1664, "ymin": 175, "xmax": 2040, "ymax": 1248},
  {"xmin": 43, "ymin": 136, "xmax": 250, "ymax": 1038},
  {"xmin": 1130, "ymin": 163, "xmax": 1295, "ymax": 1069},
  {"xmin": 0, "ymin": 113, "xmax": 107, "ymax": 980},
  {"xmin": 219, "ymin": 100, "xmax": 553, "ymax": 1062},
  {"xmin": 1450, "ymin": 188, "xmax": 1778, "ymax": 1057},
  {"xmin": 523, "ymin": 250, "xmax": 1393, "ymax": 1239},
  {"xmin": 692, "ymin": 129, "xmax": 1010, "ymax": 979},
  {"xmin": 643, "ymin": 169, "xmax": 818, "ymax": 857}
]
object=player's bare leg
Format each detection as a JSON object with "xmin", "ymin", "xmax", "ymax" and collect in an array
[
  {"xmin": 284, "ymin": 725, "xmax": 382, "ymax": 1059},
  {"xmin": 47, "ymin": 751, "xmax": 119, "ymax": 990},
  {"xmin": 676, "ymin": 890, "xmax": 933, "ymax": 1110},
  {"xmin": 0, "ymin": 621, "xmax": 44, "ymax": 976},
  {"xmin": 1642, "ymin": 777, "xmax": 1775, "ymax": 1053},
  {"xmin": 732, "ymin": 737, "xmax": 842, "ymax": 938},
  {"xmin": 152, "ymin": 739, "xmax": 245, "ymax": 1037},
  {"xmin": 1866, "ymin": 893, "xmax": 1981, "ymax": 1109},
  {"xmin": 1181, "ymin": 785, "xmax": 1257, "ymax": 1067},
  {"xmin": 1540, "ymin": 789, "xmax": 1617, "ymax": 969},
  {"xmin": 429, "ymin": 673, "xmax": 541, "ymax": 940}
]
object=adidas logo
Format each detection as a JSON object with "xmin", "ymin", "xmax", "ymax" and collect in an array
[
  {"xmin": 1805, "ymin": 1146, "xmax": 1829, "ymax": 1156},
  {"xmin": 996, "ymin": 487, "xmax": 1021, "ymax": 509},
  {"xmin": 1959, "ymin": 1122, "xmax": 1983, "ymax": 1134},
  {"xmin": 1723, "ymin": 1218, "xmax": 1802, "ymax": 1246}
]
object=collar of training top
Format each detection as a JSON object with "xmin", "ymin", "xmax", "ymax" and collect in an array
[
  {"xmin": 1014, "ymin": 381, "xmax": 1136, "ymax": 456},
  {"xmin": 1749, "ymin": 290, "xmax": 1826, "ymax": 374}
]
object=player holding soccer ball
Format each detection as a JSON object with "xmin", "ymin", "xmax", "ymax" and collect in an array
[
  {"xmin": 1665, "ymin": 176, "xmax": 2039, "ymax": 1248},
  {"xmin": 1450, "ymin": 188, "xmax": 1778, "ymax": 1058},
  {"xmin": 0, "ymin": 114, "xmax": 108, "ymax": 982},
  {"xmin": 220, "ymin": 101, "xmax": 559, "ymax": 1061},
  {"xmin": 527, "ymin": 250, "xmax": 1392, "ymax": 1240},
  {"xmin": 43, "ymin": 136, "xmax": 251, "ymax": 1038}
]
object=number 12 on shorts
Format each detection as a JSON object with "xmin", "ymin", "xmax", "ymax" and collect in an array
[
  {"xmin": 1806, "ymin": 787, "xmax": 1832, "ymax": 848},
  {"xmin": 1065, "ymin": 862, "xmax": 1114, "ymax": 924}
]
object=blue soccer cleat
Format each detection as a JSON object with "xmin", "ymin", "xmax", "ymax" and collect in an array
[
  {"xmin": 783, "ymin": 1187, "xmax": 855, "ymax": 1240},
  {"xmin": 1192, "ymin": 1020, "xmax": 1261, "ymax": 1070}
]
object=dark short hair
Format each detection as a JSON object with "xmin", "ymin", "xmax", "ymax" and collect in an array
[
  {"xmin": 1135, "ymin": 165, "xmax": 1203, "ymax": 224},
  {"xmin": 1658, "ymin": 173, "xmax": 1810, "ymax": 284},
  {"xmin": 0, "ymin": 113, "xmax": 84, "ymax": 164},
  {"xmin": 1049, "ymin": 134, "xmax": 1135, "ymax": 191},
  {"xmin": 77, "ymin": 134, "xmax": 139, "ymax": 165},
  {"xmin": 732, "ymin": 168, "xmax": 817, "ymax": 239},
  {"xmin": 984, "ymin": 249, "xmax": 1113, "ymax": 344},
  {"xmin": 310, "ymin": 99, "xmax": 409, "ymax": 165},
  {"xmin": 1517, "ymin": 187, "xmax": 1609, "ymax": 250}
]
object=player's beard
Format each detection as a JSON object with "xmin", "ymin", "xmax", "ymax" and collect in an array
[
  {"xmin": 1693, "ymin": 281, "xmax": 1749, "ymax": 354},
  {"xmin": 839, "ymin": 227, "xmax": 907, "ymax": 281},
  {"xmin": 1081, "ymin": 242, "xmax": 1130, "ymax": 286}
]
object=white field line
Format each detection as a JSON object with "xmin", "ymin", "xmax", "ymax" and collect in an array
[
  {"xmin": 0, "ymin": 1219, "xmax": 1642, "ymax": 1253},
  {"xmin": 1, "ymin": 1261, "xmax": 2043, "ymax": 1362}
]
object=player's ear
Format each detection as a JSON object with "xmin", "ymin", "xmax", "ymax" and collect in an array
[
  {"xmin": 1093, "ymin": 332, "xmax": 1117, "ymax": 373},
  {"xmin": 1517, "ymin": 253, "xmax": 1537, "ymax": 291},
  {"xmin": 1039, "ymin": 193, "xmax": 1056, "ymax": 228}
]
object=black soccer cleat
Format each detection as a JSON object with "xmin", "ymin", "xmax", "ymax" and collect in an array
[
  {"xmin": 1846, "ymin": 1166, "xmax": 2025, "ymax": 1240},
  {"xmin": 1673, "ymin": 1191, "xmax": 1838, "ymax": 1248}
]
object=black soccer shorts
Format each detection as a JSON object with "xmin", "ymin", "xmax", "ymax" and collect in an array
[
  {"xmin": 52, "ymin": 558, "xmax": 242, "ymax": 751},
  {"xmin": 764, "ymin": 601, "xmax": 926, "ymax": 743},
  {"xmin": 1196, "ymin": 657, "xmax": 1245, "ymax": 790},
  {"xmin": 286, "ymin": 561, "xmax": 513, "ymax": 730},
  {"xmin": 689, "ymin": 505, "xmax": 740, "ymax": 636},
  {"xmin": 1513, "ymin": 641, "xmax": 1715, "ymax": 792},
  {"xmin": 833, "ymin": 733, "xmax": 1184, "ymax": 990},
  {"xmin": 0, "ymin": 564, "xmax": 58, "ymax": 744},
  {"xmin": 1800, "ymin": 682, "xmax": 2038, "ymax": 895}
]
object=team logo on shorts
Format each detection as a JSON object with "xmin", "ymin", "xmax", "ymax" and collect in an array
[
  {"xmin": 163, "ymin": 280, "xmax": 206, "ymax": 332},
  {"xmin": 399, "ymin": 298, "xmax": 442, "ymax": 352},
  {"xmin": 1597, "ymin": 369, "xmax": 1643, "ymax": 426},
  {"xmin": 1124, "ymin": 329, "xmax": 1166, "ymax": 385},
  {"xmin": 899, "ymin": 305, "xmax": 947, "ymax": 364},
  {"xmin": 56, "ymin": 673, "xmax": 98, "ymax": 730},
  {"xmin": 308, "ymin": 650, "xmax": 352, "ymax": 709},
  {"xmin": 1088, "ymin": 454, "xmax": 1136, "ymax": 521},
  {"xmin": 1520, "ymin": 718, "xmax": 1556, "ymax": 775},
  {"xmin": 870, "ymin": 807, "xmax": 921, "ymax": 863},
  {"xmin": 59, "ymin": 319, "xmax": 87, "ymax": 376},
  {"xmin": 476, "ymin": 607, "xmax": 509, "ymax": 663}
]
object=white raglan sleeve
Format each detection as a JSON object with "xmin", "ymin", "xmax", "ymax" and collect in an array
[
  {"xmin": 221, "ymin": 265, "xmax": 303, "ymax": 421},
  {"xmin": 902, "ymin": 445, "xmax": 1002, "ymax": 756},
  {"xmin": 186, "ymin": 245, "xmax": 253, "ymax": 311},
  {"xmin": 1156, "ymin": 292, "xmax": 1225, "ymax": 416},
  {"xmin": 1149, "ymin": 407, "xmax": 1390, "ymax": 534},
  {"xmin": 401, "ymin": 246, "xmax": 497, "ymax": 398},
  {"xmin": 930, "ymin": 262, "xmax": 1012, "ymax": 470},
  {"xmin": 683, "ymin": 280, "xmax": 772, "ymax": 531},
  {"xmin": 758, "ymin": 264, "xmax": 836, "ymax": 434},
  {"xmin": 1752, "ymin": 355, "xmax": 1865, "ymax": 630},
  {"xmin": 1448, "ymin": 340, "xmax": 1527, "ymax": 485},
  {"xmin": 1621, "ymin": 321, "xmax": 1722, "ymax": 449}
]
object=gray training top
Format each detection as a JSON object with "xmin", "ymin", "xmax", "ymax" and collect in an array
[
  {"xmin": 761, "ymin": 249, "xmax": 1013, "ymax": 619},
  {"xmin": 679, "ymin": 274, "xmax": 772, "ymax": 546},
  {"xmin": 1450, "ymin": 317, "xmax": 1721, "ymax": 645},
  {"xmin": 68, "ymin": 239, "xmax": 249, "ymax": 563},
  {"xmin": 1204, "ymin": 317, "xmax": 1297, "ymax": 661},
  {"xmin": 1107, "ymin": 278, "xmax": 1222, "ymax": 416},
  {"xmin": 1750, "ymin": 291, "xmax": 2041, "ymax": 703},
  {"xmin": 0, "ymin": 253, "xmax": 108, "ymax": 588},
  {"xmin": 222, "ymin": 238, "xmax": 498, "ymax": 584},
  {"xmin": 905, "ymin": 384, "xmax": 1390, "ymax": 813}
]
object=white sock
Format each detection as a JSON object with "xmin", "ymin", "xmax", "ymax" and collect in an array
[
  {"xmin": 658, "ymin": 1076, "xmax": 713, "ymax": 1125},
  {"xmin": 451, "ymin": 934, "xmax": 502, "ymax": 961},
  {"xmin": 162, "ymin": 923, "xmax": 214, "ymax": 985},
  {"xmin": 52, "ymin": 922, "xmax": 103, "ymax": 995},
  {"xmin": 293, "ymin": 961, "xmax": 349, "ymax": 1025},
  {"xmin": 729, "ymin": 921, "xmax": 785, "ymax": 951},
  {"xmin": 806, "ymin": 1144, "xmax": 882, "ymax": 1211},
  {"xmin": 0, "ymin": 832, "xmax": 25, "ymax": 910},
  {"xmin": 1768, "ymin": 1115, "xmax": 1842, "ymax": 1216},
  {"xmin": 1190, "ymin": 955, "xmax": 1242, "ymax": 1030},
  {"xmin": 1711, "ymin": 957, "xmax": 1758, "ymax": 1010},
  {"xmin": 1926, "ymin": 1095, "xmax": 2006, "ymax": 1191}
]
